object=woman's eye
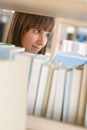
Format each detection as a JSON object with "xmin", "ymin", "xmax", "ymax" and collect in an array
[
  {"xmin": 34, "ymin": 29, "xmax": 40, "ymax": 33},
  {"xmin": 46, "ymin": 34, "xmax": 50, "ymax": 38}
]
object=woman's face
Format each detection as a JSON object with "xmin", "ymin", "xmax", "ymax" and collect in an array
[{"xmin": 21, "ymin": 28, "xmax": 50, "ymax": 53}]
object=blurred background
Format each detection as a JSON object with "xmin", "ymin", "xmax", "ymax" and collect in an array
[{"xmin": 1, "ymin": 6, "xmax": 87, "ymax": 55}]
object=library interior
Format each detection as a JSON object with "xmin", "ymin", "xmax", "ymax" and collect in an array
[{"xmin": 0, "ymin": 0, "xmax": 87, "ymax": 130}]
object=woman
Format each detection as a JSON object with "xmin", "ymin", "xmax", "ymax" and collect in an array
[{"xmin": 6, "ymin": 12, "xmax": 55, "ymax": 54}]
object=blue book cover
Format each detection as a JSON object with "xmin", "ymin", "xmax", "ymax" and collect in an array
[
  {"xmin": 0, "ymin": 46, "xmax": 25, "ymax": 59},
  {"xmin": 53, "ymin": 51, "xmax": 87, "ymax": 67}
]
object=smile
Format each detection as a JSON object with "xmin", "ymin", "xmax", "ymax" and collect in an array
[{"xmin": 32, "ymin": 45, "xmax": 41, "ymax": 51}]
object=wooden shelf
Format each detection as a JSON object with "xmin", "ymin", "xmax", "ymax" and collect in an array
[
  {"xmin": 26, "ymin": 115, "xmax": 86, "ymax": 130},
  {"xmin": 0, "ymin": 0, "xmax": 87, "ymax": 21}
]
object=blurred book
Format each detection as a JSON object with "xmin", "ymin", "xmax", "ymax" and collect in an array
[
  {"xmin": 77, "ymin": 65, "xmax": 87, "ymax": 126},
  {"xmin": 60, "ymin": 40, "xmax": 87, "ymax": 56},
  {"xmin": 66, "ymin": 68, "xmax": 82, "ymax": 124},
  {"xmin": 0, "ymin": 57, "xmax": 29, "ymax": 130},
  {"xmin": 0, "ymin": 45, "xmax": 25, "ymax": 59},
  {"xmin": 62, "ymin": 68, "xmax": 73, "ymax": 122},
  {"xmin": 52, "ymin": 67, "xmax": 66, "ymax": 121},
  {"xmin": 53, "ymin": 51, "xmax": 87, "ymax": 66},
  {"xmin": 34, "ymin": 61, "xmax": 55, "ymax": 116},
  {"xmin": 27, "ymin": 54, "xmax": 49, "ymax": 115}
]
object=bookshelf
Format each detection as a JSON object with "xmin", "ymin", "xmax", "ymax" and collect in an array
[
  {"xmin": 0, "ymin": 0, "xmax": 87, "ymax": 130},
  {"xmin": 26, "ymin": 115, "xmax": 86, "ymax": 130},
  {"xmin": 0, "ymin": 0, "xmax": 87, "ymax": 21}
]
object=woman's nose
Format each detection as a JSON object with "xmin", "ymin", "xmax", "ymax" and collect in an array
[{"xmin": 38, "ymin": 35, "xmax": 46, "ymax": 46}]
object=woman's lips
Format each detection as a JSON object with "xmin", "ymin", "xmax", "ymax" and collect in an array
[{"xmin": 32, "ymin": 45, "xmax": 41, "ymax": 51}]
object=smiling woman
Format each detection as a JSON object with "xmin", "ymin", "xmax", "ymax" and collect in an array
[{"xmin": 6, "ymin": 11, "xmax": 55, "ymax": 55}]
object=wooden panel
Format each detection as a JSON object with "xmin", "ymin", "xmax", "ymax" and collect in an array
[
  {"xmin": 27, "ymin": 115, "xmax": 86, "ymax": 130},
  {"xmin": 0, "ymin": 0, "xmax": 87, "ymax": 21}
]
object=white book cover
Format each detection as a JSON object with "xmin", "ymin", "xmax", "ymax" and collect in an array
[
  {"xmin": 52, "ymin": 67, "xmax": 66, "ymax": 121},
  {"xmin": 77, "ymin": 43, "xmax": 87, "ymax": 56},
  {"xmin": 14, "ymin": 52, "xmax": 34, "ymax": 82},
  {"xmin": 46, "ymin": 68, "xmax": 60, "ymax": 119},
  {"xmin": 0, "ymin": 58, "xmax": 29, "ymax": 130},
  {"xmin": 62, "ymin": 68, "xmax": 73, "ymax": 122},
  {"xmin": 41, "ymin": 62, "xmax": 56, "ymax": 116},
  {"xmin": 27, "ymin": 54, "xmax": 49, "ymax": 114},
  {"xmin": 68, "ymin": 68, "xmax": 82, "ymax": 124},
  {"xmin": 18, "ymin": 52, "xmax": 38, "ymax": 84},
  {"xmin": 34, "ymin": 62, "xmax": 52, "ymax": 116}
]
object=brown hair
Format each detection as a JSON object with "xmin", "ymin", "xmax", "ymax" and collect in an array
[{"xmin": 6, "ymin": 12, "xmax": 55, "ymax": 54}]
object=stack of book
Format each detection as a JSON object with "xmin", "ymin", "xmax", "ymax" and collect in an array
[
  {"xmin": 0, "ymin": 42, "xmax": 87, "ymax": 129},
  {"xmin": 61, "ymin": 39, "xmax": 87, "ymax": 56}
]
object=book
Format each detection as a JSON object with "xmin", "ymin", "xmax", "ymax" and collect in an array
[
  {"xmin": 46, "ymin": 68, "xmax": 59, "ymax": 119},
  {"xmin": 40, "ymin": 61, "xmax": 57, "ymax": 117},
  {"xmin": 27, "ymin": 54, "xmax": 49, "ymax": 114},
  {"xmin": 62, "ymin": 68, "xmax": 73, "ymax": 122},
  {"xmin": 67, "ymin": 68, "xmax": 82, "ymax": 124},
  {"xmin": 0, "ymin": 46, "xmax": 25, "ymax": 59},
  {"xmin": 9, "ymin": 46, "xmax": 25, "ymax": 58},
  {"xmin": 52, "ymin": 67, "xmax": 67, "ymax": 121},
  {"xmin": 53, "ymin": 51, "xmax": 87, "ymax": 67},
  {"xmin": 46, "ymin": 62, "xmax": 62, "ymax": 119},
  {"xmin": 77, "ymin": 42, "xmax": 87, "ymax": 56},
  {"xmin": 60, "ymin": 40, "xmax": 87, "ymax": 56},
  {"xmin": 34, "ymin": 61, "xmax": 54, "ymax": 116},
  {"xmin": 77, "ymin": 64, "xmax": 87, "ymax": 126},
  {"xmin": 61, "ymin": 40, "xmax": 75, "ymax": 53},
  {"xmin": 15, "ymin": 52, "xmax": 37, "ymax": 89},
  {"xmin": 84, "ymin": 105, "xmax": 87, "ymax": 127},
  {"xmin": 0, "ymin": 58, "xmax": 29, "ymax": 130}
]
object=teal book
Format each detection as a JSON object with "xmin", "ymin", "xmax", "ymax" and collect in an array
[
  {"xmin": 0, "ymin": 42, "xmax": 15, "ymax": 58},
  {"xmin": 53, "ymin": 51, "xmax": 87, "ymax": 67},
  {"xmin": 0, "ymin": 46, "xmax": 25, "ymax": 59}
]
